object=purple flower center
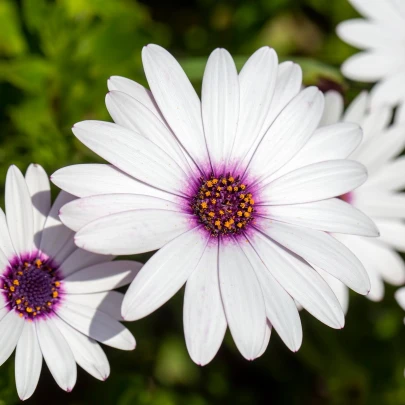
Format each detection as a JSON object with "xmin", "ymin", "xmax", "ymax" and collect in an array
[
  {"xmin": 1, "ymin": 255, "xmax": 62, "ymax": 320},
  {"xmin": 191, "ymin": 173, "xmax": 255, "ymax": 237}
]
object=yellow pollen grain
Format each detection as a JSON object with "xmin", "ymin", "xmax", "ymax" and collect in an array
[
  {"xmin": 221, "ymin": 179, "xmax": 227, "ymax": 185},
  {"xmin": 237, "ymin": 223, "xmax": 243, "ymax": 228},
  {"xmin": 227, "ymin": 186, "xmax": 232, "ymax": 192},
  {"xmin": 211, "ymin": 199, "xmax": 216, "ymax": 204},
  {"xmin": 55, "ymin": 281, "xmax": 61, "ymax": 287},
  {"xmin": 248, "ymin": 206, "xmax": 253, "ymax": 213},
  {"xmin": 228, "ymin": 176, "xmax": 234, "ymax": 182},
  {"xmin": 234, "ymin": 186, "xmax": 238, "ymax": 192},
  {"xmin": 212, "ymin": 179, "xmax": 218, "ymax": 184},
  {"xmin": 205, "ymin": 191, "xmax": 211, "ymax": 197},
  {"xmin": 9, "ymin": 286, "xmax": 15, "ymax": 292},
  {"xmin": 219, "ymin": 210, "xmax": 224, "ymax": 215},
  {"xmin": 47, "ymin": 302, "xmax": 52, "ymax": 307},
  {"xmin": 19, "ymin": 313, "xmax": 23, "ymax": 318},
  {"xmin": 239, "ymin": 194, "xmax": 245, "ymax": 199},
  {"xmin": 13, "ymin": 280, "xmax": 19, "ymax": 286},
  {"xmin": 17, "ymin": 271, "xmax": 23, "ymax": 276},
  {"xmin": 237, "ymin": 211, "xmax": 243, "ymax": 217},
  {"xmin": 244, "ymin": 198, "xmax": 249, "ymax": 203},
  {"xmin": 206, "ymin": 181, "xmax": 213, "ymax": 187},
  {"xmin": 244, "ymin": 212, "xmax": 251, "ymax": 218},
  {"xmin": 250, "ymin": 199, "xmax": 255, "ymax": 205},
  {"xmin": 229, "ymin": 219, "xmax": 234, "ymax": 225},
  {"xmin": 26, "ymin": 307, "xmax": 33, "ymax": 313},
  {"xmin": 16, "ymin": 299, "xmax": 21, "ymax": 305},
  {"xmin": 24, "ymin": 262, "xmax": 29, "ymax": 268},
  {"xmin": 201, "ymin": 202, "xmax": 208, "ymax": 209},
  {"xmin": 240, "ymin": 203, "xmax": 246, "ymax": 209},
  {"xmin": 52, "ymin": 291, "xmax": 59, "ymax": 298},
  {"xmin": 208, "ymin": 212, "xmax": 215, "ymax": 218},
  {"xmin": 36, "ymin": 306, "xmax": 41, "ymax": 311},
  {"xmin": 35, "ymin": 259, "xmax": 42, "ymax": 267},
  {"xmin": 33, "ymin": 312, "xmax": 37, "ymax": 316},
  {"xmin": 224, "ymin": 221, "xmax": 231, "ymax": 228},
  {"xmin": 240, "ymin": 184, "xmax": 246, "ymax": 190},
  {"xmin": 215, "ymin": 220, "xmax": 221, "ymax": 227}
]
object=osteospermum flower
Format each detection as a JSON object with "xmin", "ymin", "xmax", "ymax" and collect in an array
[
  {"xmin": 319, "ymin": 90, "xmax": 405, "ymax": 311},
  {"xmin": 52, "ymin": 45, "xmax": 378, "ymax": 364},
  {"xmin": 337, "ymin": 0, "xmax": 405, "ymax": 109},
  {"xmin": 0, "ymin": 164, "xmax": 139, "ymax": 400}
]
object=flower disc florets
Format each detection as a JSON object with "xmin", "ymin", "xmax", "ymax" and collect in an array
[
  {"xmin": 1, "ymin": 254, "xmax": 62, "ymax": 320},
  {"xmin": 191, "ymin": 173, "xmax": 255, "ymax": 237}
]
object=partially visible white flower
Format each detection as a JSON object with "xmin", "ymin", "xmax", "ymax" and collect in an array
[
  {"xmin": 0, "ymin": 164, "xmax": 139, "ymax": 400},
  {"xmin": 320, "ymin": 91, "xmax": 405, "ymax": 312},
  {"xmin": 337, "ymin": 0, "xmax": 405, "ymax": 109},
  {"xmin": 53, "ymin": 45, "xmax": 377, "ymax": 365}
]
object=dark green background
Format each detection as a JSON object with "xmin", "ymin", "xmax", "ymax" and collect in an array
[{"xmin": 0, "ymin": 0, "xmax": 404, "ymax": 404}]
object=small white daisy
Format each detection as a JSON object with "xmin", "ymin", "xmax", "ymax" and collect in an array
[
  {"xmin": 337, "ymin": 0, "xmax": 405, "ymax": 109},
  {"xmin": 0, "ymin": 164, "xmax": 139, "ymax": 400},
  {"xmin": 319, "ymin": 90, "xmax": 405, "ymax": 312},
  {"xmin": 52, "ymin": 45, "xmax": 378, "ymax": 365}
]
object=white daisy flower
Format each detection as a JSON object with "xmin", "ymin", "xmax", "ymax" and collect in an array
[
  {"xmin": 319, "ymin": 90, "xmax": 405, "ymax": 312},
  {"xmin": 337, "ymin": 0, "xmax": 405, "ymax": 109},
  {"xmin": 0, "ymin": 164, "xmax": 139, "ymax": 400},
  {"xmin": 52, "ymin": 44, "xmax": 378, "ymax": 365}
]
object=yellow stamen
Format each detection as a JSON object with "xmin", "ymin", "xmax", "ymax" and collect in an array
[
  {"xmin": 205, "ymin": 191, "xmax": 211, "ymax": 197},
  {"xmin": 55, "ymin": 281, "xmax": 61, "ymax": 287},
  {"xmin": 201, "ymin": 202, "xmax": 208, "ymax": 209},
  {"xmin": 233, "ymin": 186, "xmax": 238, "ymax": 192},
  {"xmin": 35, "ymin": 259, "xmax": 42, "ymax": 268},
  {"xmin": 248, "ymin": 206, "xmax": 253, "ymax": 213},
  {"xmin": 244, "ymin": 212, "xmax": 251, "ymax": 218},
  {"xmin": 26, "ymin": 307, "xmax": 33, "ymax": 313},
  {"xmin": 9, "ymin": 286, "xmax": 15, "ymax": 292},
  {"xmin": 206, "ymin": 181, "xmax": 213, "ymax": 188},
  {"xmin": 228, "ymin": 176, "xmax": 234, "ymax": 182},
  {"xmin": 237, "ymin": 223, "xmax": 243, "ymax": 228},
  {"xmin": 52, "ymin": 291, "xmax": 59, "ymax": 298},
  {"xmin": 237, "ymin": 211, "xmax": 243, "ymax": 217},
  {"xmin": 13, "ymin": 280, "xmax": 19, "ymax": 286},
  {"xmin": 16, "ymin": 299, "xmax": 21, "ymax": 305},
  {"xmin": 240, "ymin": 184, "xmax": 246, "ymax": 190}
]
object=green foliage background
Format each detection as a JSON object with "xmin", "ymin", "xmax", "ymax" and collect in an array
[{"xmin": 0, "ymin": 0, "xmax": 404, "ymax": 404}]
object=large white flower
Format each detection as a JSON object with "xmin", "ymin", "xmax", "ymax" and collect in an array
[
  {"xmin": 52, "ymin": 45, "xmax": 378, "ymax": 365},
  {"xmin": 319, "ymin": 90, "xmax": 405, "ymax": 312},
  {"xmin": 0, "ymin": 164, "xmax": 139, "ymax": 400},
  {"xmin": 337, "ymin": 0, "xmax": 405, "ymax": 109}
]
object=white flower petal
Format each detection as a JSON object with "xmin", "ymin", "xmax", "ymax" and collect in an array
[
  {"xmin": 364, "ymin": 156, "xmax": 405, "ymax": 191},
  {"xmin": 142, "ymin": 44, "xmax": 209, "ymax": 167},
  {"xmin": 219, "ymin": 238, "xmax": 267, "ymax": 360},
  {"xmin": 342, "ymin": 91, "xmax": 368, "ymax": 124},
  {"xmin": 341, "ymin": 51, "xmax": 405, "ymax": 82},
  {"xmin": 262, "ymin": 62, "xmax": 303, "ymax": 137},
  {"xmin": 25, "ymin": 164, "xmax": 51, "ymax": 249},
  {"xmin": 72, "ymin": 121, "xmax": 187, "ymax": 196},
  {"xmin": 320, "ymin": 91, "xmax": 344, "ymax": 126},
  {"xmin": 75, "ymin": 209, "xmax": 194, "ymax": 255},
  {"xmin": 60, "ymin": 248, "xmax": 114, "ymax": 278},
  {"xmin": 0, "ymin": 208, "xmax": 16, "ymax": 261},
  {"xmin": 184, "ymin": 243, "xmax": 227, "ymax": 366},
  {"xmin": 258, "ymin": 221, "xmax": 370, "ymax": 294},
  {"xmin": 261, "ymin": 160, "xmax": 367, "ymax": 205},
  {"xmin": 108, "ymin": 76, "xmax": 162, "ymax": 120},
  {"xmin": 202, "ymin": 48, "xmax": 239, "ymax": 167},
  {"xmin": 64, "ymin": 261, "xmax": 142, "ymax": 294},
  {"xmin": 60, "ymin": 193, "xmax": 182, "ymax": 232},
  {"xmin": 337, "ymin": 19, "xmax": 401, "ymax": 49},
  {"xmin": 36, "ymin": 317, "xmax": 77, "ymax": 391},
  {"xmin": 256, "ymin": 321, "xmax": 272, "ymax": 358},
  {"xmin": 248, "ymin": 87, "xmax": 323, "ymax": 182},
  {"xmin": 122, "ymin": 228, "xmax": 208, "ymax": 321},
  {"xmin": 66, "ymin": 291, "xmax": 124, "ymax": 320},
  {"xmin": 395, "ymin": 287, "xmax": 405, "ymax": 311},
  {"xmin": 354, "ymin": 125, "xmax": 405, "ymax": 173},
  {"xmin": 5, "ymin": 165, "xmax": 34, "ymax": 256},
  {"xmin": 249, "ymin": 231, "xmax": 344, "ymax": 329},
  {"xmin": 239, "ymin": 240, "xmax": 302, "ymax": 352},
  {"xmin": 52, "ymin": 164, "xmax": 179, "ymax": 201},
  {"xmin": 0, "ymin": 310, "xmax": 24, "ymax": 366},
  {"xmin": 259, "ymin": 198, "xmax": 379, "ymax": 236},
  {"xmin": 53, "ymin": 317, "xmax": 110, "ymax": 381},
  {"xmin": 231, "ymin": 47, "xmax": 278, "ymax": 165},
  {"xmin": 373, "ymin": 219, "xmax": 405, "ymax": 252},
  {"xmin": 106, "ymin": 91, "xmax": 191, "ymax": 173},
  {"xmin": 40, "ymin": 191, "xmax": 76, "ymax": 260},
  {"xmin": 315, "ymin": 267, "xmax": 349, "ymax": 314},
  {"xmin": 57, "ymin": 300, "xmax": 135, "ymax": 350},
  {"xmin": 15, "ymin": 322, "xmax": 42, "ymax": 401},
  {"xmin": 359, "ymin": 106, "xmax": 392, "ymax": 145},
  {"xmin": 266, "ymin": 123, "xmax": 362, "ymax": 183},
  {"xmin": 354, "ymin": 191, "xmax": 405, "ymax": 219},
  {"xmin": 370, "ymin": 72, "xmax": 405, "ymax": 109}
]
